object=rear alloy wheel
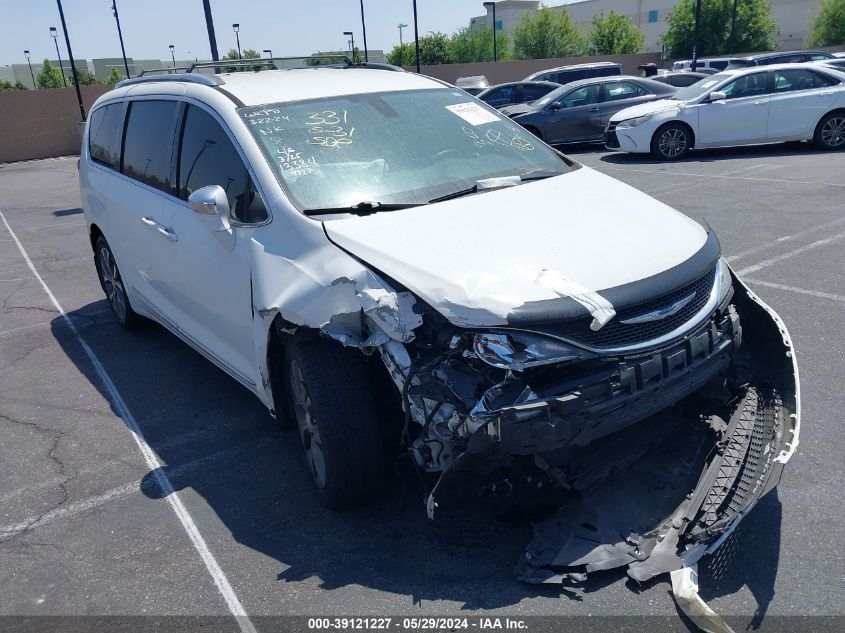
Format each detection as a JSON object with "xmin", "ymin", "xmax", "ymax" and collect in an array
[
  {"xmin": 815, "ymin": 112, "xmax": 845, "ymax": 150},
  {"xmin": 651, "ymin": 123, "xmax": 691, "ymax": 160},
  {"xmin": 94, "ymin": 235, "xmax": 141, "ymax": 329},
  {"xmin": 283, "ymin": 335, "xmax": 384, "ymax": 509}
]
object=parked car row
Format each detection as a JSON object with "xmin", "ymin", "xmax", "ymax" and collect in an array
[{"xmin": 466, "ymin": 54, "xmax": 844, "ymax": 159}]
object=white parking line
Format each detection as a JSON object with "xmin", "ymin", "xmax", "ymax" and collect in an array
[
  {"xmin": 599, "ymin": 164, "xmax": 845, "ymax": 189},
  {"xmin": 643, "ymin": 163, "xmax": 778, "ymax": 196},
  {"xmin": 735, "ymin": 231, "xmax": 845, "ymax": 276},
  {"xmin": 746, "ymin": 279, "xmax": 845, "ymax": 303},
  {"xmin": 727, "ymin": 217, "xmax": 845, "ymax": 263},
  {"xmin": 0, "ymin": 210, "xmax": 257, "ymax": 633}
]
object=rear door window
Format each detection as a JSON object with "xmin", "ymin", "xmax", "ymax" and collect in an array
[
  {"xmin": 88, "ymin": 103, "xmax": 123, "ymax": 169},
  {"xmin": 177, "ymin": 104, "xmax": 267, "ymax": 224},
  {"xmin": 603, "ymin": 81, "xmax": 642, "ymax": 102},
  {"xmin": 121, "ymin": 100, "xmax": 178, "ymax": 193},
  {"xmin": 774, "ymin": 68, "xmax": 838, "ymax": 92}
]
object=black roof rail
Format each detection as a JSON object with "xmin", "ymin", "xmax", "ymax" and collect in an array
[
  {"xmin": 116, "ymin": 73, "xmax": 223, "ymax": 89},
  {"xmin": 186, "ymin": 55, "xmax": 353, "ymax": 73}
]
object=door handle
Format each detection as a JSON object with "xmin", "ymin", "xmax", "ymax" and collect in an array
[
  {"xmin": 589, "ymin": 107, "xmax": 600, "ymax": 112},
  {"xmin": 754, "ymin": 100, "xmax": 768, "ymax": 105},
  {"xmin": 141, "ymin": 216, "xmax": 178, "ymax": 242}
]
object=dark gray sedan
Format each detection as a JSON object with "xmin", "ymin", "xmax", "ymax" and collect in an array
[{"xmin": 501, "ymin": 76, "xmax": 678, "ymax": 145}]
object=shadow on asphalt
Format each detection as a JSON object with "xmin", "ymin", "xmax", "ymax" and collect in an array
[
  {"xmin": 596, "ymin": 141, "xmax": 830, "ymax": 166},
  {"xmin": 51, "ymin": 301, "xmax": 780, "ymax": 614}
]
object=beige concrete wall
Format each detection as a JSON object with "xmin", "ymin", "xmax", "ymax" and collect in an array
[
  {"xmin": 0, "ymin": 85, "xmax": 112, "ymax": 163},
  {"xmin": 410, "ymin": 52, "xmax": 662, "ymax": 85}
]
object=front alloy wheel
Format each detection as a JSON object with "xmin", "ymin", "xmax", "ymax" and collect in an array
[
  {"xmin": 289, "ymin": 358, "xmax": 328, "ymax": 490},
  {"xmin": 816, "ymin": 113, "xmax": 845, "ymax": 150},
  {"xmin": 652, "ymin": 123, "xmax": 691, "ymax": 160}
]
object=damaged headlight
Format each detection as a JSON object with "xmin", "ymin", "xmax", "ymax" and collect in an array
[{"xmin": 473, "ymin": 331, "xmax": 591, "ymax": 370}]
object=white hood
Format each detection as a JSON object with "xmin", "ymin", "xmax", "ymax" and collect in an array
[
  {"xmin": 610, "ymin": 98, "xmax": 682, "ymax": 123},
  {"xmin": 324, "ymin": 166, "xmax": 707, "ymax": 328}
]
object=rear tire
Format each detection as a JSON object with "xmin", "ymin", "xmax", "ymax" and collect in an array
[
  {"xmin": 651, "ymin": 123, "xmax": 691, "ymax": 160},
  {"xmin": 814, "ymin": 111, "xmax": 845, "ymax": 150},
  {"xmin": 282, "ymin": 335, "xmax": 385, "ymax": 510},
  {"xmin": 94, "ymin": 235, "xmax": 142, "ymax": 329}
]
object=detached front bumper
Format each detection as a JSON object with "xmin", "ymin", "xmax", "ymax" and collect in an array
[{"xmin": 429, "ymin": 271, "xmax": 799, "ymax": 586}]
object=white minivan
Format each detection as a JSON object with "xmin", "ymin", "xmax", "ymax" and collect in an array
[{"xmin": 80, "ymin": 59, "xmax": 798, "ymax": 588}]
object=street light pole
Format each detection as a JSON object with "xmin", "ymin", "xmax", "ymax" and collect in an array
[
  {"xmin": 483, "ymin": 2, "xmax": 497, "ymax": 62},
  {"xmin": 233, "ymin": 24, "xmax": 241, "ymax": 59},
  {"xmin": 169, "ymin": 44, "xmax": 176, "ymax": 68},
  {"xmin": 343, "ymin": 31, "xmax": 355, "ymax": 61},
  {"xmin": 111, "ymin": 0, "xmax": 131, "ymax": 79},
  {"xmin": 263, "ymin": 49, "xmax": 273, "ymax": 58},
  {"xmin": 55, "ymin": 0, "xmax": 85, "ymax": 121},
  {"xmin": 24, "ymin": 50, "xmax": 37, "ymax": 89},
  {"xmin": 359, "ymin": 0, "xmax": 368, "ymax": 62},
  {"xmin": 691, "ymin": 0, "xmax": 702, "ymax": 71},
  {"xmin": 49, "ymin": 26, "xmax": 67, "ymax": 87},
  {"xmin": 398, "ymin": 22, "xmax": 407, "ymax": 47},
  {"xmin": 202, "ymin": 0, "xmax": 220, "ymax": 62},
  {"xmin": 412, "ymin": 0, "xmax": 420, "ymax": 73}
]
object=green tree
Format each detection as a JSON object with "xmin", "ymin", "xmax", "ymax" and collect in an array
[
  {"xmin": 809, "ymin": 0, "xmax": 845, "ymax": 46},
  {"xmin": 661, "ymin": 0, "xmax": 778, "ymax": 59},
  {"xmin": 36, "ymin": 58, "xmax": 65, "ymax": 88},
  {"xmin": 513, "ymin": 6, "xmax": 587, "ymax": 60},
  {"xmin": 386, "ymin": 43, "xmax": 416, "ymax": 67},
  {"xmin": 419, "ymin": 31, "xmax": 451, "ymax": 65},
  {"xmin": 306, "ymin": 48, "xmax": 363, "ymax": 65},
  {"xmin": 588, "ymin": 10, "xmax": 645, "ymax": 55},
  {"xmin": 72, "ymin": 66, "xmax": 100, "ymax": 86},
  {"xmin": 222, "ymin": 47, "xmax": 273, "ymax": 71},
  {"xmin": 0, "ymin": 79, "xmax": 28, "ymax": 90},
  {"xmin": 106, "ymin": 67, "xmax": 124, "ymax": 84},
  {"xmin": 448, "ymin": 26, "xmax": 510, "ymax": 63}
]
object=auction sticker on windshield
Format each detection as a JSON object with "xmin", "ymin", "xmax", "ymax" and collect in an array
[{"xmin": 445, "ymin": 102, "xmax": 500, "ymax": 126}]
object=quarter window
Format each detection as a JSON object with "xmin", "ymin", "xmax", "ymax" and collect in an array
[
  {"xmin": 121, "ymin": 100, "xmax": 178, "ymax": 193},
  {"xmin": 88, "ymin": 103, "xmax": 123, "ymax": 169},
  {"xmin": 177, "ymin": 105, "xmax": 267, "ymax": 224}
]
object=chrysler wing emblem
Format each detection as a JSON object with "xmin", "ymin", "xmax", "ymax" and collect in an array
[{"xmin": 620, "ymin": 291, "xmax": 696, "ymax": 325}]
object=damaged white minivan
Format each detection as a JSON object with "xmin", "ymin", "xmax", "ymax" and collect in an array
[{"xmin": 80, "ymin": 61, "xmax": 799, "ymax": 601}]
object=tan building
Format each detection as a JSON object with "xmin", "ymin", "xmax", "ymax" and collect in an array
[{"xmin": 470, "ymin": 0, "xmax": 825, "ymax": 53}]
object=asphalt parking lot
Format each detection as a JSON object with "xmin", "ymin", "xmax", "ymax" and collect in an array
[{"xmin": 1, "ymin": 144, "xmax": 843, "ymax": 631}]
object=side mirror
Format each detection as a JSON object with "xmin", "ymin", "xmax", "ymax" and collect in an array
[
  {"xmin": 547, "ymin": 102, "xmax": 562, "ymax": 111},
  {"xmin": 709, "ymin": 91, "xmax": 727, "ymax": 102},
  {"xmin": 189, "ymin": 185, "xmax": 231, "ymax": 232}
]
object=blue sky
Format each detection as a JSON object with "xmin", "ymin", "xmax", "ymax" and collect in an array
[{"xmin": 0, "ymin": 0, "xmax": 573, "ymax": 66}]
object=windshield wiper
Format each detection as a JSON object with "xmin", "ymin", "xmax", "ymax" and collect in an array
[
  {"xmin": 519, "ymin": 169, "xmax": 564, "ymax": 182},
  {"xmin": 302, "ymin": 201, "xmax": 424, "ymax": 217}
]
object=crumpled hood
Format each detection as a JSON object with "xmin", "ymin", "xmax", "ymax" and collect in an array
[
  {"xmin": 324, "ymin": 165, "xmax": 708, "ymax": 328},
  {"xmin": 610, "ymin": 98, "xmax": 682, "ymax": 123}
]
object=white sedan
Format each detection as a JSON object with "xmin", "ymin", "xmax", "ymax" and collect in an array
[{"xmin": 605, "ymin": 63, "xmax": 845, "ymax": 159}]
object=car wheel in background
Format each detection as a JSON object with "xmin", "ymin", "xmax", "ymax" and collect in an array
[
  {"xmin": 283, "ymin": 334, "xmax": 385, "ymax": 510},
  {"xmin": 94, "ymin": 235, "xmax": 142, "ymax": 329},
  {"xmin": 651, "ymin": 123, "xmax": 692, "ymax": 160},
  {"xmin": 814, "ymin": 112, "xmax": 845, "ymax": 151}
]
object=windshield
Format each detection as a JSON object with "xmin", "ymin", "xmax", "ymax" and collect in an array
[
  {"xmin": 672, "ymin": 73, "xmax": 730, "ymax": 101},
  {"xmin": 239, "ymin": 88, "xmax": 569, "ymax": 212}
]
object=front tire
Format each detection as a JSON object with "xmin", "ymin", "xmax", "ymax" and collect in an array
[
  {"xmin": 814, "ymin": 112, "xmax": 845, "ymax": 151},
  {"xmin": 283, "ymin": 335, "xmax": 385, "ymax": 510},
  {"xmin": 94, "ymin": 235, "xmax": 141, "ymax": 329},
  {"xmin": 651, "ymin": 123, "xmax": 692, "ymax": 160}
]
